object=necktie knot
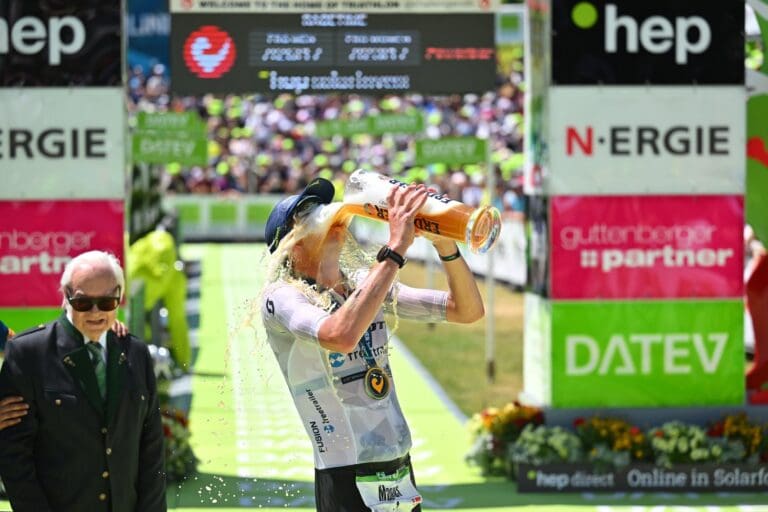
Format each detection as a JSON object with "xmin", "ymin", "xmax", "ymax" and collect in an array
[{"xmin": 86, "ymin": 341, "xmax": 103, "ymax": 361}]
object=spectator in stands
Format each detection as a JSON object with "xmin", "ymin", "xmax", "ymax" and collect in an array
[
  {"xmin": 0, "ymin": 251, "xmax": 166, "ymax": 512},
  {"xmin": 260, "ymin": 178, "xmax": 484, "ymax": 511}
]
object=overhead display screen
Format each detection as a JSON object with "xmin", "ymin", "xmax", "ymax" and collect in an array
[{"xmin": 171, "ymin": 13, "xmax": 496, "ymax": 94}]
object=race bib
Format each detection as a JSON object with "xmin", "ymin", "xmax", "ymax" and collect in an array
[{"xmin": 355, "ymin": 464, "xmax": 422, "ymax": 511}]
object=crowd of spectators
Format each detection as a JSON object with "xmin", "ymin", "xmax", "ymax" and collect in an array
[{"xmin": 127, "ymin": 61, "xmax": 527, "ymax": 221}]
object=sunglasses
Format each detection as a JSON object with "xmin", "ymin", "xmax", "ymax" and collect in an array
[{"xmin": 66, "ymin": 288, "xmax": 121, "ymax": 312}]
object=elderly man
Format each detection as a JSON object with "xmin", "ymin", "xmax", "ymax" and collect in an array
[
  {"xmin": 0, "ymin": 250, "xmax": 166, "ymax": 512},
  {"xmin": 261, "ymin": 177, "xmax": 484, "ymax": 511}
]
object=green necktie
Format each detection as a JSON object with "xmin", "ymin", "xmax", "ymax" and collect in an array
[{"xmin": 86, "ymin": 342, "xmax": 106, "ymax": 401}]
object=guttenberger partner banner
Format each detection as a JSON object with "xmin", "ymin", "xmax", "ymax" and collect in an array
[
  {"xmin": 550, "ymin": 196, "xmax": 744, "ymax": 299},
  {"xmin": 0, "ymin": 201, "xmax": 125, "ymax": 307}
]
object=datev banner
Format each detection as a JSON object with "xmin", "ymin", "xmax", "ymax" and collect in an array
[
  {"xmin": 550, "ymin": 196, "xmax": 744, "ymax": 300},
  {"xmin": 548, "ymin": 86, "xmax": 745, "ymax": 195},
  {"xmin": 0, "ymin": 0, "xmax": 121, "ymax": 86},
  {"xmin": 0, "ymin": 200, "xmax": 124, "ymax": 307},
  {"xmin": 0, "ymin": 88, "xmax": 125, "ymax": 200},
  {"xmin": 550, "ymin": 300, "xmax": 744, "ymax": 407},
  {"xmin": 551, "ymin": 0, "xmax": 743, "ymax": 85}
]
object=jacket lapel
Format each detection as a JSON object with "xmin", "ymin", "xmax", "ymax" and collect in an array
[
  {"xmin": 105, "ymin": 334, "xmax": 128, "ymax": 426},
  {"xmin": 58, "ymin": 314, "xmax": 105, "ymax": 417}
]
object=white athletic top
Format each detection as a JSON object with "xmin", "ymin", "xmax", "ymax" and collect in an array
[{"xmin": 261, "ymin": 274, "xmax": 448, "ymax": 470}]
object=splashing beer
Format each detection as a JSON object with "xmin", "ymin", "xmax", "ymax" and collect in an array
[{"xmin": 339, "ymin": 170, "xmax": 501, "ymax": 254}]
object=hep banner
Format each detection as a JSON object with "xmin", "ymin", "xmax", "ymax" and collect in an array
[
  {"xmin": 550, "ymin": 300, "xmax": 744, "ymax": 407},
  {"xmin": 0, "ymin": 200, "xmax": 124, "ymax": 307},
  {"xmin": 551, "ymin": 0, "xmax": 744, "ymax": 85},
  {"xmin": 550, "ymin": 196, "xmax": 744, "ymax": 299},
  {"xmin": 0, "ymin": 0, "xmax": 121, "ymax": 86}
]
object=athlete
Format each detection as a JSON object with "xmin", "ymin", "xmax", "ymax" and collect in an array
[{"xmin": 260, "ymin": 177, "xmax": 484, "ymax": 511}]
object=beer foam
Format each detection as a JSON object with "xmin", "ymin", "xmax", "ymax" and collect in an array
[{"xmin": 301, "ymin": 202, "xmax": 346, "ymax": 236}]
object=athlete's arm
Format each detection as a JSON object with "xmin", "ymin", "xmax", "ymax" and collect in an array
[
  {"xmin": 432, "ymin": 238, "xmax": 484, "ymax": 324},
  {"xmin": 317, "ymin": 184, "xmax": 429, "ymax": 353}
]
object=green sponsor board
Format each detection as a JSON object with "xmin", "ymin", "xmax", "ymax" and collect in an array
[
  {"xmin": 133, "ymin": 112, "xmax": 208, "ymax": 166},
  {"xmin": 414, "ymin": 137, "xmax": 487, "ymax": 165},
  {"xmin": 747, "ymin": 93, "xmax": 768, "ymax": 245},
  {"xmin": 136, "ymin": 112, "xmax": 206, "ymax": 133},
  {"xmin": 316, "ymin": 113, "xmax": 423, "ymax": 138},
  {"xmin": 132, "ymin": 134, "xmax": 208, "ymax": 166},
  {"xmin": 1, "ymin": 308, "xmax": 61, "ymax": 335},
  {"xmin": 551, "ymin": 300, "xmax": 744, "ymax": 407},
  {"xmin": 1, "ymin": 308, "xmax": 125, "ymax": 336}
]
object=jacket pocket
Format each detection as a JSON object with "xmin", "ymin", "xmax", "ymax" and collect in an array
[{"xmin": 43, "ymin": 389, "xmax": 79, "ymax": 408}]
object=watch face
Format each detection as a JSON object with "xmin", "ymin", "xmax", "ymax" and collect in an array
[{"xmin": 377, "ymin": 246, "xmax": 390, "ymax": 262}]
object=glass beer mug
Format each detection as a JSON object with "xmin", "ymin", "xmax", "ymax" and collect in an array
[{"xmin": 339, "ymin": 169, "xmax": 501, "ymax": 254}]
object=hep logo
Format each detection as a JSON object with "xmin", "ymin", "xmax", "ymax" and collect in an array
[
  {"xmin": 328, "ymin": 352, "xmax": 345, "ymax": 368},
  {"xmin": 570, "ymin": 2, "xmax": 711, "ymax": 65},
  {"xmin": 183, "ymin": 25, "xmax": 236, "ymax": 79},
  {"xmin": 323, "ymin": 424, "xmax": 335, "ymax": 434}
]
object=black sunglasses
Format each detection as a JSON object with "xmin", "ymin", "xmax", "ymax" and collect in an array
[{"xmin": 66, "ymin": 288, "xmax": 121, "ymax": 312}]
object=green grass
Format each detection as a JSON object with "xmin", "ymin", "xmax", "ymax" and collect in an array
[{"xmin": 393, "ymin": 261, "xmax": 525, "ymax": 418}]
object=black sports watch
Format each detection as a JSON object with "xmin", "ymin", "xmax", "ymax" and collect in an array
[{"xmin": 376, "ymin": 245, "xmax": 407, "ymax": 268}]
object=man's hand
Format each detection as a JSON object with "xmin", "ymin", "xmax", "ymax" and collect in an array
[
  {"xmin": 111, "ymin": 320, "xmax": 129, "ymax": 337},
  {"xmin": 385, "ymin": 183, "xmax": 429, "ymax": 255},
  {"xmin": 0, "ymin": 396, "xmax": 28, "ymax": 431}
]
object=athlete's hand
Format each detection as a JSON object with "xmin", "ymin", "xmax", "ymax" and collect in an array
[
  {"xmin": 0, "ymin": 396, "xmax": 28, "ymax": 431},
  {"xmin": 386, "ymin": 183, "xmax": 429, "ymax": 255},
  {"xmin": 111, "ymin": 319, "xmax": 128, "ymax": 337}
]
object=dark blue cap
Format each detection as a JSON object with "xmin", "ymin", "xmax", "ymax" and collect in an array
[{"xmin": 264, "ymin": 177, "xmax": 336, "ymax": 253}]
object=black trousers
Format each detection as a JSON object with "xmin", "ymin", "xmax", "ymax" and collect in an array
[{"xmin": 314, "ymin": 454, "xmax": 422, "ymax": 512}]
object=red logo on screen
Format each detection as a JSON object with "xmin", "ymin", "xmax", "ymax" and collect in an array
[{"xmin": 183, "ymin": 26, "xmax": 236, "ymax": 79}]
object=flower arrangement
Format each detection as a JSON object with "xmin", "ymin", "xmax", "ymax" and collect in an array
[
  {"xmin": 647, "ymin": 421, "xmax": 747, "ymax": 468},
  {"xmin": 465, "ymin": 402, "xmax": 544, "ymax": 475},
  {"xmin": 707, "ymin": 413, "xmax": 768, "ymax": 464},
  {"xmin": 466, "ymin": 410, "xmax": 768, "ymax": 478},
  {"xmin": 575, "ymin": 416, "xmax": 652, "ymax": 470},
  {"xmin": 162, "ymin": 408, "xmax": 198, "ymax": 481},
  {"xmin": 507, "ymin": 424, "xmax": 583, "ymax": 478}
]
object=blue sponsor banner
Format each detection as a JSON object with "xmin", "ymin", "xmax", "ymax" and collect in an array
[{"xmin": 127, "ymin": 0, "xmax": 170, "ymax": 74}]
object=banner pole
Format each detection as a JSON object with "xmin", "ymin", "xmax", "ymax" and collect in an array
[{"xmin": 485, "ymin": 138, "xmax": 496, "ymax": 383}]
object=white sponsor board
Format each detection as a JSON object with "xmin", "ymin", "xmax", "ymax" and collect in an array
[
  {"xmin": 0, "ymin": 88, "xmax": 125, "ymax": 199},
  {"xmin": 170, "ymin": 0, "xmax": 498, "ymax": 13},
  {"xmin": 547, "ymin": 86, "xmax": 745, "ymax": 195}
]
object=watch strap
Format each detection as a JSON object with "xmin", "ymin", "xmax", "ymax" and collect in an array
[{"xmin": 377, "ymin": 246, "xmax": 406, "ymax": 268}]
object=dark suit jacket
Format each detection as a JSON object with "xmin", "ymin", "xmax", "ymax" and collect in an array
[{"xmin": 0, "ymin": 314, "xmax": 167, "ymax": 512}]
